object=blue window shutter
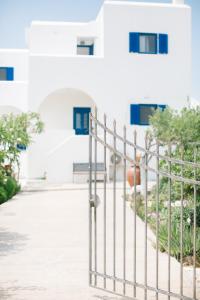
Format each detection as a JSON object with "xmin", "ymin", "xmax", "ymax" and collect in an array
[
  {"xmin": 7, "ymin": 67, "xmax": 14, "ymax": 81},
  {"xmin": 73, "ymin": 108, "xmax": 76, "ymax": 130},
  {"xmin": 130, "ymin": 104, "xmax": 140, "ymax": 125},
  {"xmin": 129, "ymin": 33, "xmax": 139, "ymax": 53},
  {"xmin": 89, "ymin": 45, "xmax": 94, "ymax": 55},
  {"xmin": 158, "ymin": 104, "xmax": 167, "ymax": 111},
  {"xmin": 159, "ymin": 34, "xmax": 168, "ymax": 54}
]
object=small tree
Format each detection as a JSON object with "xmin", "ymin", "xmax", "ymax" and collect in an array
[
  {"xmin": 0, "ymin": 112, "xmax": 44, "ymax": 180},
  {"xmin": 148, "ymin": 106, "xmax": 200, "ymax": 201},
  {"xmin": 149, "ymin": 106, "xmax": 200, "ymax": 146},
  {"xmin": 134, "ymin": 106, "xmax": 200, "ymax": 264}
]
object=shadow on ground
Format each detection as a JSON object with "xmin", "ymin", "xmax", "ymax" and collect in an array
[
  {"xmin": 0, "ymin": 289, "xmax": 15, "ymax": 300},
  {"xmin": 0, "ymin": 228, "xmax": 28, "ymax": 256}
]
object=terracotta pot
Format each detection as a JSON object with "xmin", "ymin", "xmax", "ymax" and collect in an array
[{"xmin": 127, "ymin": 165, "xmax": 141, "ymax": 187}]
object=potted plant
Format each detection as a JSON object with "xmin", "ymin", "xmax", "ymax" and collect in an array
[{"xmin": 127, "ymin": 154, "xmax": 141, "ymax": 187}]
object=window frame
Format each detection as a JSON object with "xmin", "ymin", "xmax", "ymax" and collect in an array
[
  {"xmin": 130, "ymin": 104, "xmax": 167, "ymax": 126},
  {"xmin": 129, "ymin": 32, "xmax": 168, "ymax": 55},
  {"xmin": 73, "ymin": 107, "xmax": 91, "ymax": 135},
  {"xmin": 138, "ymin": 33, "xmax": 158, "ymax": 55},
  {"xmin": 0, "ymin": 67, "xmax": 14, "ymax": 81}
]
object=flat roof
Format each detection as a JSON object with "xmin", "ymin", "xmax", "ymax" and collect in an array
[
  {"xmin": 31, "ymin": 21, "xmax": 94, "ymax": 27},
  {"xmin": 104, "ymin": 0, "xmax": 189, "ymax": 8}
]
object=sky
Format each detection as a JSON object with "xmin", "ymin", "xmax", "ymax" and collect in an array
[{"xmin": 0, "ymin": 0, "xmax": 199, "ymax": 99}]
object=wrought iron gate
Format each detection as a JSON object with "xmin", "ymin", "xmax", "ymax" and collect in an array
[{"xmin": 89, "ymin": 108, "xmax": 199, "ymax": 300}]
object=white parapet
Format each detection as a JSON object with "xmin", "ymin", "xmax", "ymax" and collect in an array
[{"xmin": 172, "ymin": 0, "xmax": 185, "ymax": 4}]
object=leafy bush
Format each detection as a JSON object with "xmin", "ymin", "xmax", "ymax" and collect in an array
[
  {"xmin": 149, "ymin": 106, "xmax": 200, "ymax": 146},
  {"xmin": 0, "ymin": 112, "xmax": 43, "ymax": 204},
  {"xmin": 158, "ymin": 221, "xmax": 200, "ymax": 261},
  {"xmin": 129, "ymin": 106, "xmax": 200, "ymax": 265},
  {"xmin": 0, "ymin": 177, "xmax": 21, "ymax": 204},
  {"xmin": 0, "ymin": 186, "xmax": 7, "ymax": 204},
  {"xmin": 130, "ymin": 194, "xmax": 200, "ymax": 264},
  {"xmin": 4, "ymin": 177, "xmax": 20, "ymax": 199}
]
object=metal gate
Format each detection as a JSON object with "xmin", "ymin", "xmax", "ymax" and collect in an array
[{"xmin": 89, "ymin": 108, "xmax": 199, "ymax": 300}]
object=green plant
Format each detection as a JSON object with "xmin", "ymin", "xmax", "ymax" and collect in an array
[
  {"xmin": 4, "ymin": 177, "xmax": 19, "ymax": 199},
  {"xmin": 0, "ymin": 112, "xmax": 44, "ymax": 179},
  {"xmin": 129, "ymin": 106, "xmax": 200, "ymax": 265},
  {"xmin": 0, "ymin": 112, "xmax": 43, "ymax": 204},
  {"xmin": 149, "ymin": 106, "xmax": 200, "ymax": 146},
  {"xmin": 0, "ymin": 186, "xmax": 7, "ymax": 204},
  {"xmin": 158, "ymin": 219, "xmax": 200, "ymax": 262}
]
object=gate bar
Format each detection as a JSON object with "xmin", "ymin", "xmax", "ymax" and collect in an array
[
  {"xmin": 193, "ymin": 147, "xmax": 197, "ymax": 300},
  {"xmin": 90, "ymin": 271, "xmax": 193, "ymax": 300},
  {"xmin": 156, "ymin": 141, "xmax": 160, "ymax": 300},
  {"xmin": 113, "ymin": 119, "xmax": 117, "ymax": 292},
  {"xmin": 144, "ymin": 134, "xmax": 148, "ymax": 300},
  {"xmin": 90, "ymin": 114, "xmax": 200, "ymax": 169},
  {"xmin": 168, "ymin": 144, "xmax": 172, "ymax": 300},
  {"xmin": 91, "ymin": 131, "xmax": 200, "ymax": 186},
  {"xmin": 180, "ymin": 148, "xmax": 184, "ymax": 297},
  {"xmin": 94, "ymin": 107, "xmax": 97, "ymax": 286},
  {"xmin": 133, "ymin": 130, "xmax": 137, "ymax": 298},
  {"xmin": 103, "ymin": 114, "xmax": 107, "ymax": 289},
  {"xmin": 123, "ymin": 126, "xmax": 127, "ymax": 295},
  {"xmin": 89, "ymin": 114, "xmax": 93, "ymax": 285}
]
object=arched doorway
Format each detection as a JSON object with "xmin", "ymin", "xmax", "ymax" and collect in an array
[
  {"xmin": 29, "ymin": 88, "xmax": 96, "ymax": 182},
  {"xmin": 38, "ymin": 88, "xmax": 95, "ymax": 132}
]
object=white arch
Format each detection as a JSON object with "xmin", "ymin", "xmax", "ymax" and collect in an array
[{"xmin": 38, "ymin": 88, "xmax": 96, "ymax": 131}]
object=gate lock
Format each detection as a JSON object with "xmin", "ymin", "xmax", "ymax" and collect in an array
[{"xmin": 90, "ymin": 194, "xmax": 100, "ymax": 208}]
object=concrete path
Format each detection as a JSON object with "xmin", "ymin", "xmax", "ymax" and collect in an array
[
  {"xmin": 0, "ymin": 185, "xmax": 123, "ymax": 300},
  {"xmin": 0, "ymin": 183, "xmax": 199, "ymax": 300}
]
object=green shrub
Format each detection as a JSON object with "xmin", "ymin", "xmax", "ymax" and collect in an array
[
  {"xmin": 130, "ymin": 193, "xmax": 200, "ymax": 264},
  {"xmin": 4, "ymin": 177, "xmax": 20, "ymax": 199},
  {"xmin": 158, "ymin": 221, "xmax": 200, "ymax": 261},
  {"xmin": 0, "ymin": 186, "xmax": 7, "ymax": 204},
  {"xmin": 15, "ymin": 183, "xmax": 21, "ymax": 194}
]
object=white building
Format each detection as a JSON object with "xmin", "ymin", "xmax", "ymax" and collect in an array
[{"xmin": 0, "ymin": 0, "xmax": 191, "ymax": 182}]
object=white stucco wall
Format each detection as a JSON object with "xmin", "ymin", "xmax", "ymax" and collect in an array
[
  {"xmin": 28, "ymin": 1, "xmax": 191, "ymax": 119},
  {"xmin": 0, "ymin": 49, "xmax": 29, "ymax": 81},
  {"xmin": 29, "ymin": 19, "xmax": 103, "ymax": 56},
  {"xmin": 0, "ymin": 0, "xmax": 192, "ymax": 182},
  {"xmin": 0, "ymin": 50, "xmax": 29, "ymax": 112},
  {"xmin": 102, "ymin": 1, "xmax": 191, "ymax": 119}
]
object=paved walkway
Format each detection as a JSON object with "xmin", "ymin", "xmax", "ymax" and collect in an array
[
  {"xmin": 0, "ymin": 185, "xmax": 124, "ymax": 300},
  {"xmin": 0, "ymin": 183, "xmax": 199, "ymax": 299}
]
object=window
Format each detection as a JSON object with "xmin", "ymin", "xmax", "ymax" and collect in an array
[
  {"xmin": 77, "ymin": 45, "xmax": 94, "ymax": 56},
  {"xmin": 0, "ymin": 67, "xmax": 14, "ymax": 81},
  {"xmin": 129, "ymin": 33, "xmax": 168, "ymax": 55},
  {"xmin": 73, "ymin": 107, "xmax": 91, "ymax": 135},
  {"xmin": 139, "ymin": 34, "xmax": 157, "ymax": 54},
  {"xmin": 130, "ymin": 104, "xmax": 166, "ymax": 126},
  {"xmin": 77, "ymin": 38, "xmax": 94, "ymax": 56}
]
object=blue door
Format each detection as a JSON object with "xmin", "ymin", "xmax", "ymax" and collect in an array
[{"xmin": 73, "ymin": 107, "xmax": 91, "ymax": 135}]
